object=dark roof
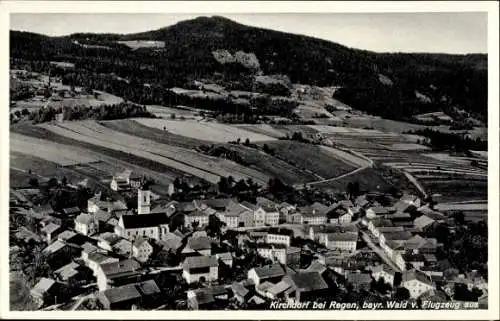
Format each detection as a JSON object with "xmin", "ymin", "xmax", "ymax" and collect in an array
[
  {"xmin": 285, "ymin": 272, "xmax": 328, "ymax": 292},
  {"xmin": 183, "ymin": 256, "xmax": 218, "ymax": 269},
  {"xmin": 231, "ymin": 282, "xmax": 250, "ymax": 297},
  {"xmin": 62, "ymin": 207, "xmax": 80, "ymax": 215},
  {"xmin": 94, "ymin": 209, "xmax": 112, "ymax": 223},
  {"xmin": 101, "ymin": 284, "xmax": 141, "ymax": 304},
  {"xmin": 101, "ymin": 259, "xmax": 141, "ymax": 277},
  {"xmin": 202, "ymin": 198, "xmax": 235, "ymax": 210},
  {"xmin": 187, "ymin": 236, "xmax": 212, "ymax": 251},
  {"xmin": 136, "ymin": 279, "xmax": 161, "ymax": 296},
  {"xmin": 241, "ymin": 201, "xmax": 258, "ymax": 211},
  {"xmin": 402, "ymin": 270, "xmax": 434, "ymax": 286},
  {"xmin": 382, "ymin": 231, "xmax": 413, "ymax": 241},
  {"xmin": 346, "ymin": 272, "xmax": 372, "ymax": 286},
  {"xmin": 327, "ymin": 232, "xmax": 358, "ymax": 242},
  {"xmin": 187, "ymin": 209, "xmax": 209, "ymax": 217},
  {"xmin": 251, "ymin": 264, "xmax": 285, "ymax": 280},
  {"xmin": 121, "ymin": 213, "xmax": 169, "ymax": 229},
  {"xmin": 32, "ymin": 204, "xmax": 54, "ymax": 214}
]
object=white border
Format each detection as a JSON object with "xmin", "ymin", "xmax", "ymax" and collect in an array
[{"xmin": 1, "ymin": 1, "xmax": 498, "ymax": 320}]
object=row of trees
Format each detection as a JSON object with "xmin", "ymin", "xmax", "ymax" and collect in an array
[{"xmin": 405, "ymin": 128, "xmax": 487, "ymax": 151}]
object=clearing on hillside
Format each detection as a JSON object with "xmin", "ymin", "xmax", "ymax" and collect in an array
[{"xmin": 135, "ymin": 118, "xmax": 277, "ymax": 143}]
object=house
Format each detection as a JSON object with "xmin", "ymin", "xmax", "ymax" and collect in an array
[
  {"xmin": 370, "ymin": 264, "xmax": 397, "ymax": 286},
  {"xmin": 98, "ymin": 279, "xmax": 161, "ymax": 310},
  {"xmin": 404, "ymin": 235, "xmax": 439, "ymax": 254},
  {"xmin": 158, "ymin": 233, "xmax": 183, "ymax": 253},
  {"xmin": 413, "ymin": 215, "xmax": 436, "ymax": 231},
  {"xmin": 75, "ymin": 213, "xmax": 97, "ymax": 236},
  {"xmin": 40, "ymin": 223, "xmax": 62, "ymax": 243},
  {"xmin": 279, "ymin": 202, "xmax": 296, "ymax": 221},
  {"xmin": 402, "ymin": 253, "xmax": 426, "ymax": 270},
  {"xmin": 354, "ymin": 195, "xmax": 370, "ymax": 209},
  {"xmin": 299, "ymin": 203, "xmax": 328, "ymax": 225},
  {"xmin": 86, "ymin": 252, "xmax": 120, "ymax": 277},
  {"xmin": 380, "ymin": 240, "xmax": 405, "ymax": 260},
  {"xmin": 287, "ymin": 247, "xmax": 302, "ymax": 267},
  {"xmin": 57, "ymin": 230, "xmax": 78, "ymax": 243},
  {"xmin": 367, "ymin": 218, "xmax": 393, "ymax": 236},
  {"xmin": 184, "ymin": 210, "xmax": 210, "ymax": 228},
  {"xmin": 185, "ymin": 236, "xmax": 212, "ymax": 256},
  {"xmin": 81, "ymin": 242, "xmax": 101, "ymax": 262},
  {"xmin": 182, "ymin": 255, "xmax": 219, "ymax": 284},
  {"xmin": 30, "ymin": 277, "xmax": 60, "ymax": 308},
  {"xmin": 110, "ymin": 169, "xmax": 142, "ymax": 191},
  {"xmin": 365, "ymin": 206, "xmax": 396, "ymax": 219},
  {"xmin": 282, "ymin": 272, "xmax": 329, "ymax": 302},
  {"xmin": 247, "ymin": 264, "xmax": 286, "ymax": 285},
  {"xmin": 132, "ymin": 238, "xmax": 153, "ymax": 263},
  {"xmin": 62, "ymin": 206, "xmax": 80, "ymax": 218},
  {"xmin": 322, "ymin": 232, "xmax": 358, "ymax": 253},
  {"xmin": 265, "ymin": 231, "xmax": 291, "ymax": 247},
  {"xmin": 345, "ymin": 271, "xmax": 372, "ymax": 292},
  {"xmin": 328, "ymin": 205, "xmax": 353, "ymax": 225},
  {"xmin": 96, "ymin": 259, "xmax": 142, "ymax": 291},
  {"xmin": 231, "ymin": 281, "xmax": 253, "ymax": 303},
  {"xmin": 115, "ymin": 213, "xmax": 169, "ymax": 242},
  {"xmin": 402, "ymin": 270, "xmax": 435, "ymax": 299},
  {"xmin": 54, "ymin": 261, "xmax": 91, "ymax": 284},
  {"xmin": 309, "ymin": 224, "xmax": 358, "ymax": 241},
  {"xmin": 39, "ymin": 215, "xmax": 62, "ymax": 229},
  {"xmin": 112, "ymin": 238, "xmax": 132, "ymax": 257},
  {"xmin": 393, "ymin": 251, "xmax": 408, "ymax": 271},
  {"xmin": 238, "ymin": 208, "xmax": 255, "ymax": 227},
  {"xmin": 379, "ymin": 231, "xmax": 413, "ymax": 247},
  {"xmin": 287, "ymin": 212, "xmax": 304, "ymax": 224},
  {"xmin": 395, "ymin": 194, "xmax": 421, "ymax": 212},
  {"xmin": 215, "ymin": 252, "xmax": 234, "ymax": 267},
  {"xmin": 256, "ymin": 244, "xmax": 287, "ymax": 264},
  {"xmin": 30, "ymin": 204, "xmax": 55, "ymax": 220},
  {"xmin": 374, "ymin": 226, "xmax": 405, "ymax": 240},
  {"xmin": 260, "ymin": 205, "xmax": 280, "ymax": 226},
  {"xmin": 186, "ymin": 286, "xmax": 228, "ymax": 310},
  {"xmin": 97, "ymin": 232, "xmax": 122, "ymax": 251}
]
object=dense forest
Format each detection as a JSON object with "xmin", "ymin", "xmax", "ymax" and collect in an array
[
  {"xmin": 10, "ymin": 16, "xmax": 487, "ymax": 121},
  {"xmin": 405, "ymin": 128, "xmax": 487, "ymax": 151}
]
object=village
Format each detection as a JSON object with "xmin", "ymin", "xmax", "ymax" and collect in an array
[{"xmin": 9, "ymin": 166, "xmax": 488, "ymax": 311}]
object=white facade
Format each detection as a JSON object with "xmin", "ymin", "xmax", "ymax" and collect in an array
[
  {"xmin": 115, "ymin": 216, "xmax": 169, "ymax": 242},
  {"xmin": 303, "ymin": 215, "xmax": 327, "ymax": 225},
  {"xmin": 265, "ymin": 233, "xmax": 291, "ymax": 247},
  {"xmin": 222, "ymin": 215, "xmax": 239, "ymax": 229},
  {"xmin": 325, "ymin": 239, "xmax": 357, "ymax": 253},
  {"xmin": 185, "ymin": 214, "xmax": 209, "ymax": 227},
  {"xmin": 372, "ymin": 270, "xmax": 395, "ymax": 286},
  {"xmin": 287, "ymin": 213, "xmax": 304, "ymax": 224},
  {"xmin": 133, "ymin": 241, "xmax": 153, "ymax": 263},
  {"xmin": 75, "ymin": 219, "xmax": 97, "ymax": 236},
  {"xmin": 254, "ymin": 208, "xmax": 266, "ymax": 227},
  {"xmin": 182, "ymin": 266, "xmax": 218, "ymax": 284},
  {"xmin": 257, "ymin": 247, "xmax": 287, "ymax": 264},
  {"xmin": 265, "ymin": 211, "xmax": 280, "ymax": 226},
  {"xmin": 403, "ymin": 279, "xmax": 434, "ymax": 299}
]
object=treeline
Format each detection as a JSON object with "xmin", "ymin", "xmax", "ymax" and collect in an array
[
  {"xmin": 11, "ymin": 102, "xmax": 155, "ymax": 124},
  {"xmin": 405, "ymin": 128, "xmax": 487, "ymax": 151}
]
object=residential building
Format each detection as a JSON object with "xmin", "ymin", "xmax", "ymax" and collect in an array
[
  {"xmin": 413, "ymin": 215, "xmax": 436, "ymax": 231},
  {"xmin": 393, "ymin": 251, "xmax": 408, "ymax": 271},
  {"xmin": 29, "ymin": 204, "xmax": 55, "ymax": 220},
  {"xmin": 132, "ymin": 238, "xmax": 153, "ymax": 263},
  {"xmin": 97, "ymin": 232, "xmax": 122, "ymax": 251},
  {"xmin": 75, "ymin": 213, "xmax": 97, "ymax": 236},
  {"xmin": 62, "ymin": 206, "xmax": 80, "ymax": 218},
  {"xmin": 30, "ymin": 277, "xmax": 60, "ymax": 308},
  {"xmin": 185, "ymin": 210, "xmax": 210, "ymax": 228},
  {"xmin": 402, "ymin": 253, "xmax": 426, "ymax": 270},
  {"xmin": 370, "ymin": 264, "xmax": 397, "ymax": 286},
  {"xmin": 185, "ymin": 236, "xmax": 212, "ymax": 256},
  {"xmin": 287, "ymin": 246, "xmax": 302, "ymax": 267},
  {"xmin": 110, "ymin": 169, "xmax": 142, "ymax": 192},
  {"xmin": 300, "ymin": 203, "xmax": 328, "ymax": 225},
  {"xmin": 366, "ymin": 206, "xmax": 394, "ymax": 219},
  {"xmin": 238, "ymin": 209, "xmax": 255, "ymax": 227},
  {"xmin": 186, "ymin": 286, "xmax": 228, "ymax": 310},
  {"xmin": 115, "ymin": 213, "xmax": 170, "ymax": 242},
  {"xmin": 54, "ymin": 261, "xmax": 91, "ymax": 284},
  {"xmin": 215, "ymin": 252, "xmax": 234, "ymax": 267},
  {"xmin": 379, "ymin": 231, "xmax": 413, "ymax": 248},
  {"xmin": 231, "ymin": 281, "xmax": 253, "ymax": 304},
  {"xmin": 256, "ymin": 244, "xmax": 287, "ymax": 264},
  {"xmin": 247, "ymin": 264, "xmax": 286, "ymax": 285},
  {"xmin": 345, "ymin": 271, "xmax": 372, "ymax": 292},
  {"xmin": 373, "ymin": 226, "xmax": 405, "ymax": 240},
  {"xmin": 112, "ymin": 238, "xmax": 133, "ymax": 257},
  {"xmin": 265, "ymin": 232, "xmax": 291, "ymax": 247},
  {"xmin": 287, "ymin": 212, "xmax": 304, "ymax": 224},
  {"xmin": 402, "ymin": 270, "xmax": 435, "ymax": 299},
  {"xmin": 395, "ymin": 194, "xmax": 421, "ymax": 213},
  {"xmin": 282, "ymin": 272, "xmax": 329, "ymax": 302},
  {"xmin": 322, "ymin": 232, "xmax": 358, "ymax": 253},
  {"xmin": 39, "ymin": 215, "xmax": 62, "ymax": 229},
  {"xmin": 96, "ymin": 259, "xmax": 142, "ymax": 291},
  {"xmin": 182, "ymin": 255, "xmax": 219, "ymax": 284},
  {"xmin": 41, "ymin": 223, "xmax": 62, "ymax": 243},
  {"xmin": 98, "ymin": 279, "xmax": 161, "ymax": 310},
  {"xmin": 86, "ymin": 252, "xmax": 119, "ymax": 277}
]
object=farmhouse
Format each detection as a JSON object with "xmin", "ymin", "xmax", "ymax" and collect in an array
[
  {"xmin": 184, "ymin": 236, "xmax": 213, "ymax": 256},
  {"xmin": 75, "ymin": 213, "xmax": 97, "ymax": 236},
  {"xmin": 132, "ymin": 238, "xmax": 153, "ymax": 263},
  {"xmin": 186, "ymin": 286, "xmax": 229, "ymax": 310},
  {"xmin": 248, "ymin": 264, "xmax": 287, "ymax": 285},
  {"xmin": 185, "ymin": 209, "xmax": 210, "ymax": 228},
  {"xmin": 256, "ymin": 243, "xmax": 288, "ymax": 264},
  {"xmin": 402, "ymin": 270, "xmax": 435, "ymax": 299},
  {"xmin": 41, "ymin": 223, "xmax": 62, "ymax": 243},
  {"xmin": 110, "ymin": 169, "xmax": 142, "ymax": 191},
  {"xmin": 96, "ymin": 259, "xmax": 142, "ymax": 291},
  {"xmin": 265, "ymin": 230, "xmax": 292, "ymax": 247},
  {"xmin": 98, "ymin": 279, "xmax": 161, "ymax": 310},
  {"xmin": 370, "ymin": 264, "xmax": 397, "ymax": 286},
  {"xmin": 345, "ymin": 271, "xmax": 372, "ymax": 292},
  {"xmin": 282, "ymin": 272, "xmax": 329, "ymax": 303},
  {"xmin": 182, "ymin": 255, "xmax": 219, "ymax": 284},
  {"xmin": 322, "ymin": 232, "xmax": 358, "ymax": 253},
  {"xmin": 30, "ymin": 204, "xmax": 55, "ymax": 220}
]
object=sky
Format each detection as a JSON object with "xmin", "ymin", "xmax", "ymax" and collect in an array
[{"xmin": 10, "ymin": 12, "xmax": 488, "ymax": 54}]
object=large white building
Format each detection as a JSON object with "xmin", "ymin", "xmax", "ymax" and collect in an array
[
  {"xmin": 182, "ymin": 256, "xmax": 219, "ymax": 284},
  {"xmin": 115, "ymin": 213, "xmax": 169, "ymax": 241},
  {"xmin": 321, "ymin": 232, "xmax": 358, "ymax": 253}
]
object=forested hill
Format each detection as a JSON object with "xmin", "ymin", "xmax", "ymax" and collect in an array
[{"xmin": 10, "ymin": 16, "xmax": 487, "ymax": 121}]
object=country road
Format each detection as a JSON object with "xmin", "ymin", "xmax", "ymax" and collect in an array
[{"xmin": 360, "ymin": 230, "xmax": 401, "ymax": 272}]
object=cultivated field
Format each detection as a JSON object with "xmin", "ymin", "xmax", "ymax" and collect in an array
[
  {"xmin": 135, "ymin": 118, "xmax": 276, "ymax": 143},
  {"xmin": 233, "ymin": 124, "xmax": 287, "ymax": 139},
  {"xmin": 314, "ymin": 167, "xmax": 394, "ymax": 193},
  {"xmin": 36, "ymin": 121, "xmax": 270, "ymax": 185},
  {"xmin": 10, "ymin": 133, "xmax": 99, "ymax": 166},
  {"xmin": 264, "ymin": 141, "xmax": 357, "ymax": 180}
]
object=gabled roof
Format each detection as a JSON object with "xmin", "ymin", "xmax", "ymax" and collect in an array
[
  {"xmin": 370, "ymin": 264, "xmax": 396, "ymax": 276},
  {"xmin": 370, "ymin": 218, "xmax": 393, "ymax": 227},
  {"xmin": 41, "ymin": 223, "xmax": 61, "ymax": 234},
  {"xmin": 250, "ymin": 264, "xmax": 285, "ymax": 280},
  {"xmin": 98, "ymin": 232, "xmax": 121, "ymax": 245},
  {"xmin": 267, "ymin": 280, "xmax": 292, "ymax": 296},
  {"xmin": 346, "ymin": 271, "xmax": 372, "ymax": 286},
  {"xmin": 304, "ymin": 261, "xmax": 327, "ymax": 274},
  {"xmin": 133, "ymin": 237, "xmax": 150, "ymax": 248},
  {"xmin": 57, "ymin": 230, "xmax": 77, "ymax": 242},
  {"xmin": 284, "ymin": 272, "xmax": 328, "ymax": 292},
  {"xmin": 101, "ymin": 259, "xmax": 141, "ymax": 277},
  {"xmin": 121, "ymin": 213, "xmax": 169, "ymax": 229},
  {"xmin": 101, "ymin": 283, "xmax": 141, "ymax": 304},
  {"xmin": 31, "ymin": 204, "xmax": 54, "ymax": 215},
  {"xmin": 382, "ymin": 231, "xmax": 413, "ymax": 241},
  {"xmin": 159, "ymin": 234, "xmax": 182, "ymax": 251},
  {"xmin": 54, "ymin": 262, "xmax": 81, "ymax": 280},
  {"xmin": 136, "ymin": 279, "xmax": 161, "ymax": 296},
  {"xmin": 76, "ymin": 213, "xmax": 94, "ymax": 225},
  {"xmin": 31, "ymin": 277, "xmax": 56, "ymax": 295},
  {"xmin": 202, "ymin": 198, "xmax": 236, "ymax": 210},
  {"xmin": 94, "ymin": 209, "xmax": 112, "ymax": 223},
  {"xmin": 369, "ymin": 206, "xmax": 391, "ymax": 215},
  {"xmin": 187, "ymin": 209, "xmax": 209, "ymax": 218},
  {"xmin": 112, "ymin": 239, "xmax": 132, "ymax": 256},
  {"xmin": 62, "ymin": 207, "xmax": 80, "ymax": 215},
  {"xmin": 87, "ymin": 252, "xmax": 116, "ymax": 264},
  {"xmin": 240, "ymin": 201, "xmax": 258, "ymax": 211},
  {"xmin": 81, "ymin": 242, "xmax": 99, "ymax": 254},
  {"xmin": 327, "ymin": 232, "xmax": 358, "ymax": 242},
  {"xmin": 231, "ymin": 281, "xmax": 250, "ymax": 297},
  {"xmin": 414, "ymin": 215, "xmax": 436, "ymax": 229},
  {"xmin": 402, "ymin": 270, "xmax": 434, "ymax": 287},
  {"xmin": 42, "ymin": 240, "xmax": 67, "ymax": 254},
  {"xmin": 188, "ymin": 236, "xmax": 212, "ymax": 251},
  {"xmin": 183, "ymin": 255, "xmax": 218, "ymax": 269}
]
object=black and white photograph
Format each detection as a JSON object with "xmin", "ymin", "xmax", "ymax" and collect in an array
[{"xmin": 1, "ymin": 1, "xmax": 498, "ymax": 319}]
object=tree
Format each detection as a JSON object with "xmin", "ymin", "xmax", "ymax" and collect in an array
[
  {"xmin": 244, "ymin": 138, "xmax": 250, "ymax": 146},
  {"xmin": 47, "ymin": 177, "xmax": 59, "ymax": 189},
  {"xmin": 28, "ymin": 178, "xmax": 39, "ymax": 187},
  {"xmin": 170, "ymin": 113, "xmax": 176, "ymax": 119},
  {"xmin": 394, "ymin": 287, "xmax": 410, "ymax": 301},
  {"xmin": 61, "ymin": 176, "xmax": 68, "ymax": 186}
]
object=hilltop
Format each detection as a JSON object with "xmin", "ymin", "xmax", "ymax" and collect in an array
[{"xmin": 10, "ymin": 16, "xmax": 487, "ymax": 122}]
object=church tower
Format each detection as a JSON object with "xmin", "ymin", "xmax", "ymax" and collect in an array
[{"xmin": 137, "ymin": 188, "xmax": 151, "ymax": 215}]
